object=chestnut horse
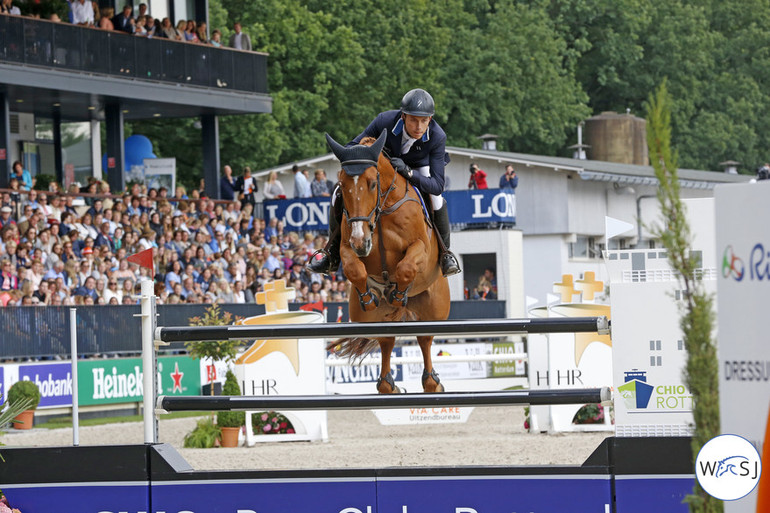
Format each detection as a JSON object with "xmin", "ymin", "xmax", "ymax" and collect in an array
[{"xmin": 325, "ymin": 130, "xmax": 450, "ymax": 394}]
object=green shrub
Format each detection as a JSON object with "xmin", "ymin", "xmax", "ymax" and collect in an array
[
  {"xmin": 183, "ymin": 417, "xmax": 221, "ymax": 448},
  {"xmin": 7, "ymin": 380, "xmax": 41, "ymax": 410},
  {"xmin": 216, "ymin": 370, "xmax": 245, "ymax": 428}
]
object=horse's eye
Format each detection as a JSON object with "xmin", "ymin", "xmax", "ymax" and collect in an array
[{"xmin": 369, "ymin": 181, "xmax": 376, "ymax": 191}]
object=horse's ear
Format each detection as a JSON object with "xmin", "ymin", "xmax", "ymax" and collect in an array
[
  {"xmin": 325, "ymin": 133, "xmax": 346, "ymax": 161},
  {"xmin": 371, "ymin": 129, "xmax": 387, "ymax": 157}
]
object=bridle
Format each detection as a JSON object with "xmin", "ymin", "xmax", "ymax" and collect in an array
[
  {"xmin": 339, "ymin": 156, "xmax": 419, "ymax": 283},
  {"xmin": 340, "ymin": 158, "xmax": 399, "ymax": 233}
]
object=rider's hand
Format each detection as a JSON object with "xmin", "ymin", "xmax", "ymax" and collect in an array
[{"xmin": 390, "ymin": 158, "xmax": 413, "ymax": 180}]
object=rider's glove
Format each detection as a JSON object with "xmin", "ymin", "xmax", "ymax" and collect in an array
[{"xmin": 390, "ymin": 158, "xmax": 413, "ymax": 181}]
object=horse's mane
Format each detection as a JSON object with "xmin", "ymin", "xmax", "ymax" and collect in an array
[{"xmin": 358, "ymin": 137, "xmax": 393, "ymax": 167}]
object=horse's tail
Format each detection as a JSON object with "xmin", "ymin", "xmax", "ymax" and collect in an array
[{"xmin": 326, "ymin": 337, "xmax": 380, "ymax": 363}]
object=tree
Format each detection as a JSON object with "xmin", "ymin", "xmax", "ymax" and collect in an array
[{"xmin": 646, "ymin": 80, "xmax": 721, "ymax": 513}]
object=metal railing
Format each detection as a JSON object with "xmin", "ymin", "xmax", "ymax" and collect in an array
[
  {"xmin": 0, "ymin": 300, "xmax": 506, "ymax": 359},
  {"xmin": 0, "ymin": 15, "xmax": 268, "ymax": 94}
]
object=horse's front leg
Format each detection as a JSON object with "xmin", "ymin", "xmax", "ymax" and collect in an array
[
  {"xmin": 341, "ymin": 245, "xmax": 378, "ymax": 312},
  {"xmin": 418, "ymin": 335, "xmax": 444, "ymax": 393},
  {"xmin": 388, "ymin": 240, "xmax": 427, "ymax": 307},
  {"xmin": 376, "ymin": 337, "xmax": 402, "ymax": 393}
]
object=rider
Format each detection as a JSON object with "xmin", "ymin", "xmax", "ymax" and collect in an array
[{"xmin": 308, "ymin": 88, "xmax": 461, "ymax": 277}]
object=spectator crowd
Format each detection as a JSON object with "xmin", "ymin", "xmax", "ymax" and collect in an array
[
  {"xmin": 1, "ymin": 1, "xmax": 253, "ymax": 52},
  {"xmin": 0, "ymin": 161, "xmax": 348, "ymax": 308}
]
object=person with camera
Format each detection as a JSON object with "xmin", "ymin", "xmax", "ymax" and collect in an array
[
  {"xmin": 468, "ymin": 163, "xmax": 488, "ymax": 189},
  {"xmin": 499, "ymin": 164, "xmax": 518, "ymax": 191}
]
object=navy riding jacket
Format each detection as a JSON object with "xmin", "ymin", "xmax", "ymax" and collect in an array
[{"xmin": 349, "ymin": 110, "xmax": 450, "ymax": 196}]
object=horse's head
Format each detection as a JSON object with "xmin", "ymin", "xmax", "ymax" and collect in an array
[{"xmin": 325, "ymin": 130, "xmax": 387, "ymax": 258}]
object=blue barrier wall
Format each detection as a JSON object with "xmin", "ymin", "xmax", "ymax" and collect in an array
[{"xmin": 0, "ymin": 438, "xmax": 694, "ymax": 513}]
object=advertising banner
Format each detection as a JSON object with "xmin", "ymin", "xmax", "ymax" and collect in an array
[
  {"xmin": 490, "ymin": 341, "xmax": 526, "ymax": 377},
  {"xmin": 715, "ymin": 182, "xmax": 770, "ymax": 512},
  {"xmin": 18, "ymin": 362, "xmax": 73, "ymax": 408},
  {"xmin": 78, "ymin": 356, "xmax": 200, "ymax": 406},
  {"xmin": 264, "ymin": 189, "xmax": 515, "ymax": 232}
]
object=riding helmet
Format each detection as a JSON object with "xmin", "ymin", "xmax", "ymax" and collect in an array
[{"xmin": 401, "ymin": 89, "xmax": 435, "ymax": 117}]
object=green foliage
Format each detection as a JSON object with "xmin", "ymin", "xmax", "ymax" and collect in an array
[
  {"xmin": 7, "ymin": 380, "xmax": 41, "ymax": 411},
  {"xmin": 33, "ymin": 174, "xmax": 58, "ymax": 192},
  {"xmin": 185, "ymin": 304, "xmax": 242, "ymax": 366},
  {"xmin": 183, "ymin": 417, "xmax": 221, "ymax": 448},
  {"xmin": 132, "ymin": 0, "xmax": 770, "ymax": 188},
  {"xmin": 216, "ymin": 370, "xmax": 245, "ymax": 428},
  {"xmin": 645, "ymin": 81, "xmax": 721, "ymax": 513},
  {"xmin": 0, "ymin": 396, "xmax": 35, "ymax": 430}
]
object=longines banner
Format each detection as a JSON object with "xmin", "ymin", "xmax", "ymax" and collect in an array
[
  {"xmin": 264, "ymin": 189, "xmax": 515, "ymax": 231},
  {"xmin": 78, "ymin": 356, "xmax": 200, "ymax": 406}
]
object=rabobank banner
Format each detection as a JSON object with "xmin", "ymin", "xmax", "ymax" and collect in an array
[
  {"xmin": 264, "ymin": 189, "xmax": 515, "ymax": 231},
  {"xmin": 18, "ymin": 362, "xmax": 73, "ymax": 408}
]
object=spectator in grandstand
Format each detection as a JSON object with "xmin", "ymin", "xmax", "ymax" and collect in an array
[
  {"xmin": 74, "ymin": 275, "xmax": 98, "ymax": 301},
  {"xmin": 160, "ymin": 17, "xmax": 180, "ymax": 40},
  {"xmin": 210, "ymin": 29, "xmax": 223, "ymax": 47},
  {"xmin": 220, "ymin": 165, "xmax": 237, "ymax": 201},
  {"xmin": 135, "ymin": 2, "xmax": 148, "ymax": 19},
  {"xmin": 0, "ymin": 259, "xmax": 18, "ymax": 291},
  {"xmin": 293, "ymin": 165, "xmax": 311, "ymax": 199},
  {"xmin": 235, "ymin": 166, "xmax": 258, "ymax": 209},
  {"xmin": 113, "ymin": 4, "xmax": 134, "ymax": 34},
  {"xmin": 145, "ymin": 16, "xmax": 159, "ymax": 37},
  {"xmin": 468, "ymin": 163, "xmax": 488, "ymax": 189},
  {"xmin": 0, "ymin": 206, "xmax": 15, "ymax": 229},
  {"xmin": 0, "ymin": 0, "xmax": 21, "ymax": 15},
  {"xmin": 71, "ymin": 0, "xmax": 95, "ymax": 26},
  {"xmin": 196, "ymin": 20, "xmax": 209, "ymax": 44},
  {"xmin": 263, "ymin": 171, "xmax": 286, "ymax": 200},
  {"xmin": 134, "ymin": 15, "xmax": 148, "ymax": 35},
  {"xmin": 184, "ymin": 20, "xmax": 199, "ymax": 42},
  {"xmin": 99, "ymin": 7, "xmax": 114, "ymax": 30},
  {"xmin": 229, "ymin": 21, "xmax": 252, "ymax": 51},
  {"xmin": 11, "ymin": 161, "xmax": 32, "ymax": 191},
  {"xmin": 311, "ymin": 169, "xmax": 334, "ymax": 197}
]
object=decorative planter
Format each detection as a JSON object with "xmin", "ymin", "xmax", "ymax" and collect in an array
[
  {"xmin": 13, "ymin": 409, "xmax": 35, "ymax": 430},
  {"xmin": 220, "ymin": 426, "xmax": 240, "ymax": 448}
]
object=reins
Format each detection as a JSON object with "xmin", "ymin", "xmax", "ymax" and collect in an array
[{"xmin": 341, "ymin": 157, "xmax": 419, "ymax": 282}]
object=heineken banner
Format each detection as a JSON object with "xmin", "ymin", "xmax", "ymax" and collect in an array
[
  {"xmin": 78, "ymin": 356, "xmax": 200, "ymax": 406},
  {"xmin": 264, "ymin": 189, "xmax": 516, "ymax": 232}
]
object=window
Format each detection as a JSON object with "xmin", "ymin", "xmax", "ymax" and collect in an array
[{"xmin": 568, "ymin": 236, "xmax": 605, "ymax": 260}]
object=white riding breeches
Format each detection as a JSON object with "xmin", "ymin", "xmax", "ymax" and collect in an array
[{"xmin": 416, "ymin": 166, "xmax": 445, "ymax": 210}]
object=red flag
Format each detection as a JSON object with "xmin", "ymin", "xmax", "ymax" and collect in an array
[
  {"xmin": 127, "ymin": 248, "xmax": 154, "ymax": 275},
  {"xmin": 300, "ymin": 300, "xmax": 324, "ymax": 313},
  {"xmin": 336, "ymin": 306, "xmax": 343, "ymax": 323}
]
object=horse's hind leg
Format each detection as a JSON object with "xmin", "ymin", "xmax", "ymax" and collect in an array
[
  {"xmin": 376, "ymin": 337, "xmax": 402, "ymax": 394},
  {"xmin": 418, "ymin": 335, "xmax": 444, "ymax": 393}
]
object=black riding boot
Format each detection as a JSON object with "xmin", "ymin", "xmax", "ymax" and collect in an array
[
  {"xmin": 307, "ymin": 195, "xmax": 342, "ymax": 275},
  {"xmin": 434, "ymin": 204, "xmax": 461, "ymax": 277}
]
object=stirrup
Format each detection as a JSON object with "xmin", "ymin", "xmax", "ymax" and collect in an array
[
  {"xmin": 307, "ymin": 248, "xmax": 339, "ymax": 274},
  {"xmin": 441, "ymin": 252, "xmax": 461, "ymax": 277}
]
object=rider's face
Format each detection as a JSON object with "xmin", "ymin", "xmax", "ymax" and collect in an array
[{"xmin": 402, "ymin": 114, "xmax": 431, "ymax": 140}]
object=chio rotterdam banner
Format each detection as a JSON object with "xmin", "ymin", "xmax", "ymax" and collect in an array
[{"xmin": 264, "ymin": 189, "xmax": 515, "ymax": 232}]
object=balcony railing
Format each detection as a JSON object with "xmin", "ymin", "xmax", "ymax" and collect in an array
[{"xmin": 0, "ymin": 15, "xmax": 268, "ymax": 94}]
